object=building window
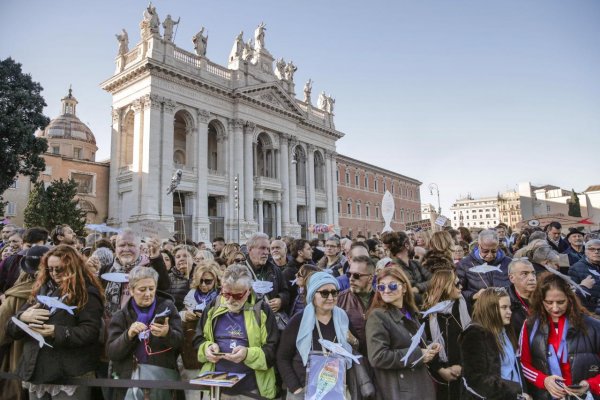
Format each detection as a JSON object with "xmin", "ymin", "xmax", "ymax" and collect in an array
[
  {"xmin": 337, "ymin": 200, "xmax": 341, "ymax": 214},
  {"xmin": 374, "ymin": 179, "xmax": 378, "ymax": 192},
  {"xmin": 8, "ymin": 180, "xmax": 17, "ymax": 189},
  {"xmin": 383, "ymin": 181, "xmax": 387, "ymax": 192},
  {"xmin": 5, "ymin": 202, "xmax": 16, "ymax": 216},
  {"xmin": 364, "ymin": 175, "xmax": 368, "ymax": 187},
  {"xmin": 375, "ymin": 207, "xmax": 379, "ymax": 218},
  {"xmin": 347, "ymin": 201, "xmax": 352, "ymax": 215},
  {"xmin": 336, "ymin": 170, "xmax": 339, "ymax": 183},
  {"xmin": 52, "ymin": 146, "xmax": 60, "ymax": 154},
  {"xmin": 71, "ymin": 173, "xmax": 94, "ymax": 194},
  {"xmin": 366, "ymin": 205, "xmax": 370, "ymax": 217},
  {"xmin": 356, "ymin": 204, "xmax": 361, "ymax": 216},
  {"xmin": 345, "ymin": 171, "xmax": 350, "ymax": 184},
  {"xmin": 391, "ymin": 183, "xmax": 394, "ymax": 194},
  {"xmin": 73, "ymin": 148, "xmax": 81, "ymax": 159},
  {"xmin": 400, "ymin": 209, "xmax": 404, "ymax": 222},
  {"xmin": 546, "ymin": 205, "xmax": 551, "ymax": 212},
  {"xmin": 355, "ymin": 174, "xmax": 359, "ymax": 187}
]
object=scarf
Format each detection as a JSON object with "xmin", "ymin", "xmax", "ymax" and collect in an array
[
  {"xmin": 194, "ymin": 288, "xmax": 218, "ymax": 309},
  {"xmin": 296, "ymin": 271, "xmax": 351, "ymax": 366},
  {"xmin": 500, "ymin": 329, "xmax": 522, "ymax": 385},
  {"xmin": 104, "ymin": 256, "xmax": 149, "ymax": 316},
  {"xmin": 131, "ymin": 297, "xmax": 157, "ymax": 363},
  {"xmin": 529, "ymin": 316, "xmax": 569, "ymax": 378},
  {"xmin": 428, "ymin": 296, "xmax": 471, "ymax": 362}
]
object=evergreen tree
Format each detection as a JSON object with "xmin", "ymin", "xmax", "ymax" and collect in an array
[
  {"xmin": 24, "ymin": 179, "xmax": 87, "ymax": 234},
  {"xmin": 567, "ymin": 189, "xmax": 582, "ymax": 218}
]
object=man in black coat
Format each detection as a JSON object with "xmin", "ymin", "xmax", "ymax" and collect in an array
[
  {"xmin": 564, "ymin": 227, "xmax": 586, "ymax": 265},
  {"xmin": 545, "ymin": 221, "xmax": 569, "ymax": 253},
  {"xmin": 507, "ymin": 258, "xmax": 536, "ymax": 334}
]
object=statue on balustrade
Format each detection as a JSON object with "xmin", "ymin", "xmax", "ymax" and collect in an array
[
  {"xmin": 242, "ymin": 39, "xmax": 254, "ymax": 61},
  {"xmin": 317, "ymin": 92, "xmax": 335, "ymax": 113},
  {"xmin": 284, "ymin": 61, "xmax": 297, "ymax": 81},
  {"xmin": 303, "ymin": 79, "xmax": 313, "ymax": 104},
  {"xmin": 275, "ymin": 58, "xmax": 286, "ymax": 80},
  {"xmin": 140, "ymin": 3, "xmax": 160, "ymax": 39},
  {"xmin": 162, "ymin": 15, "xmax": 180, "ymax": 42},
  {"xmin": 192, "ymin": 27, "xmax": 208, "ymax": 56},
  {"xmin": 254, "ymin": 22, "xmax": 266, "ymax": 50},
  {"xmin": 115, "ymin": 29, "xmax": 129, "ymax": 55},
  {"xmin": 229, "ymin": 31, "xmax": 244, "ymax": 61}
]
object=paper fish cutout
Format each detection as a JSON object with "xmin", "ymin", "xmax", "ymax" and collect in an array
[
  {"xmin": 194, "ymin": 301, "xmax": 207, "ymax": 312},
  {"xmin": 290, "ymin": 278, "xmax": 298, "ymax": 286},
  {"xmin": 543, "ymin": 265, "xmax": 589, "ymax": 297},
  {"xmin": 101, "ymin": 272, "xmax": 129, "ymax": 283},
  {"xmin": 11, "ymin": 316, "xmax": 53, "ymax": 348},
  {"xmin": 314, "ymin": 357, "xmax": 340, "ymax": 400},
  {"xmin": 37, "ymin": 295, "xmax": 77, "ymax": 315},
  {"xmin": 469, "ymin": 264, "xmax": 502, "ymax": 274},
  {"xmin": 588, "ymin": 269, "xmax": 600, "ymax": 278},
  {"xmin": 400, "ymin": 323, "xmax": 426, "ymax": 366},
  {"xmin": 252, "ymin": 280, "xmax": 274, "ymax": 295},
  {"xmin": 318, "ymin": 339, "xmax": 362, "ymax": 364},
  {"xmin": 421, "ymin": 300, "xmax": 453, "ymax": 318}
]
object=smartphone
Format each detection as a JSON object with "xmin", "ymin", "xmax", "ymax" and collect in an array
[
  {"xmin": 568, "ymin": 384, "xmax": 582, "ymax": 390},
  {"xmin": 212, "ymin": 352, "xmax": 227, "ymax": 356},
  {"xmin": 153, "ymin": 316, "xmax": 166, "ymax": 325}
]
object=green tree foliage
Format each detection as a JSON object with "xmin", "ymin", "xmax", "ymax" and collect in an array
[
  {"xmin": 567, "ymin": 189, "xmax": 582, "ymax": 218},
  {"xmin": 24, "ymin": 179, "xmax": 86, "ymax": 235},
  {"xmin": 0, "ymin": 58, "xmax": 50, "ymax": 206}
]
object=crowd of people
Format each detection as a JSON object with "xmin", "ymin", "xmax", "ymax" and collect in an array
[{"xmin": 0, "ymin": 220, "xmax": 600, "ymax": 400}]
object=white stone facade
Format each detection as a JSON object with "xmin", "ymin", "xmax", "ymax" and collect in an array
[
  {"xmin": 450, "ymin": 197, "xmax": 500, "ymax": 229},
  {"xmin": 101, "ymin": 14, "xmax": 343, "ymax": 242}
]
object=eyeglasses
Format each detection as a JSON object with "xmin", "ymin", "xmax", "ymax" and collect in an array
[
  {"xmin": 47, "ymin": 267, "xmax": 65, "ymax": 274},
  {"xmin": 325, "ymin": 244, "xmax": 339, "ymax": 248},
  {"xmin": 346, "ymin": 271, "xmax": 371, "ymax": 280},
  {"xmin": 199, "ymin": 279, "xmax": 214, "ymax": 285},
  {"xmin": 221, "ymin": 290, "xmax": 248, "ymax": 301},
  {"xmin": 479, "ymin": 248, "xmax": 498, "ymax": 255},
  {"xmin": 587, "ymin": 248, "xmax": 600, "ymax": 253},
  {"xmin": 316, "ymin": 289, "xmax": 339, "ymax": 299},
  {"xmin": 234, "ymin": 258, "xmax": 246, "ymax": 263},
  {"xmin": 454, "ymin": 281, "xmax": 462, "ymax": 289},
  {"xmin": 377, "ymin": 282, "xmax": 401, "ymax": 292}
]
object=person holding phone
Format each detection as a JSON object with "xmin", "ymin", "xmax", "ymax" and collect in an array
[
  {"xmin": 520, "ymin": 273, "xmax": 600, "ymax": 399},
  {"xmin": 107, "ymin": 266, "xmax": 182, "ymax": 400}
]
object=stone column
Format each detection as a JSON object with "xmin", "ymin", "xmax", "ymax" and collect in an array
[
  {"xmin": 275, "ymin": 202, "xmax": 282, "ymax": 237},
  {"xmin": 139, "ymin": 94, "xmax": 162, "ymax": 217},
  {"xmin": 279, "ymin": 134, "xmax": 290, "ymax": 228},
  {"xmin": 258, "ymin": 200, "xmax": 264, "ymax": 232},
  {"xmin": 130, "ymin": 98, "xmax": 144, "ymax": 216},
  {"xmin": 331, "ymin": 151, "xmax": 340, "ymax": 229},
  {"xmin": 194, "ymin": 109, "xmax": 211, "ymax": 242},
  {"xmin": 108, "ymin": 108, "xmax": 121, "ymax": 225},
  {"xmin": 244, "ymin": 122, "xmax": 255, "ymax": 224},
  {"xmin": 289, "ymin": 142, "xmax": 298, "ymax": 225},
  {"xmin": 307, "ymin": 144, "xmax": 316, "ymax": 230},
  {"xmin": 160, "ymin": 99, "xmax": 176, "ymax": 224},
  {"xmin": 231, "ymin": 119, "xmax": 245, "ymax": 222},
  {"xmin": 325, "ymin": 150, "xmax": 334, "ymax": 225}
]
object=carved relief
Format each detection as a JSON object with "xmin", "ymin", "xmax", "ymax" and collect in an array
[
  {"xmin": 197, "ymin": 109, "xmax": 210, "ymax": 123},
  {"xmin": 164, "ymin": 99, "xmax": 177, "ymax": 114}
]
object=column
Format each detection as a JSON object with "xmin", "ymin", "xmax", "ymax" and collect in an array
[
  {"xmin": 275, "ymin": 202, "xmax": 282, "ymax": 237},
  {"xmin": 325, "ymin": 150, "xmax": 334, "ymax": 225},
  {"xmin": 307, "ymin": 144, "xmax": 316, "ymax": 228},
  {"xmin": 289, "ymin": 143, "xmax": 298, "ymax": 225},
  {"xmin": 279, "ymin": 134, "xmax": 290, "ymax": 227},
  {"xmin": 231, "ymin": 119, "xmax": 245, "ymax": 221},
  {"xmin": 194, "ymin": 109, "xmax": 210, "ymax": 242},
  {"xmin": 108, "ymin": 108, "xmax": 121, "ymax": 224},
  {"xmin": 331, "ymin": 152, "xmax": 340, "ymax": 228},
  {"xmin": 160, "ymin": 99, "xmax": 176, "ymax": 221},
  {"xmin": 258, "ymin": 200, "xmax": 264, "ymax": 232},
  {"xmin": 130, "ymin": 98, "xmax": 144, "ymax": 215},
  {"xmin": 139, "ymin": 94, "xmax": 162, "ymax": 217},
  {"xmin": 244, "ymin": 122, "xmax": 255, "ymax": 223}
]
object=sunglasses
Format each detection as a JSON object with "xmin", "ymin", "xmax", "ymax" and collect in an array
[
  {"xmin": 316, "ymin": 289, "xmax": 339, "ymax": 299},
  {"xmin": 234, "ymin": 258, "xmax": 246, "ymax": 263},
  {"xmin": 221, "ymin": 290, "xmax": 248, "ymax": 301},
  {"xmin": 377, "ymin": 282, "xmax": 401, "ymax": 292},
  {"xmin": 47, "ymin": 267, "xmax": 65, "ymax": 274},
  {"xmin": 346, "ymin": 271, "xmax": 371, "ymax": 280},
  {"xmin": 199, "ymin": 279, "xmax": 214, "ymax": 285}
]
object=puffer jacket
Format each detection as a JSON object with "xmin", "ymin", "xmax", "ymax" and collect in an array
[
  {"xmin": 456, "ymin": 248, "xmax": 511, "ymax": 304},
  {"xmin": 167, "ymin": 267, "xmax": 190, "ymax": 310},
  {"xmin": 569, "ymin": 257, "xmax": 600, "ymax": 314}
]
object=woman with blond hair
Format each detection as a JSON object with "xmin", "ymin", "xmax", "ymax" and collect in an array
[
  {"xmin": 7, "ymin": 245, "xmax": 105, "ymax": 399},
  {"xmin": 460, "ymin": 287, "xmax": 530, "ymax": 399},
  {"xmin": 366, "ymin": 267, "xmax": 440, "ymax": 399},
  {"xmin": 423, "ymin": 269, "xmax": 471, "ymax": 400},
  {"xmin": 220, "ymin": 243, "xmax": 240, "ymax": 264}
]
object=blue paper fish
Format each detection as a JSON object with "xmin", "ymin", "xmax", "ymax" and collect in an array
[
  {"xmin": 314, "ymin": 357, "xmax": 340, "ymax": 400},
  {"xmin": 101, "ymin": 272, "xmax": 129, "ymax": 283},
  {"xmin": 37, "ymin": 295, "xmax": 77, "ymax": 315},
  {"xmin": 543, "ymin": 265, "xmax": 590, "ymax": 297},
  {"xmin": 318, "ymin": 339, "xmax": 362, "ymax": 364},
  {"xmin": 400, "ymin": 323, "xmax": 426, "ymax": 366},
  {"xmin": 290, "ymin": 278, "xmax": 298, "ymax": 286},
  {"xmin": 420, "ymin": 300, "xmax": 453, "ymax": 318},
  {"xmin": 469, "ymin": 264, "xmax": 502, "ymax": 274}
]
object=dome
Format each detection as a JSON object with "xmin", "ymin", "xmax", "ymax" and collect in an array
[{"xmin": 40, "ymin": 88, "xmax": 97, "ymax": 145}]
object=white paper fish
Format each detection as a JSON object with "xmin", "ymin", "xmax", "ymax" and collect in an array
[
  {"xmin": 101, "ymin": 272, "xmax": 129, "ymax": 283},
  {"xmin": 290, "ymin": 278, "xmax": 298, "ymax": 286},
  {"xmin": 381, "ymin": 191, "xmax": 395, "ymax": 233},
  {"xmin": 252, "ymin": 280, "xmax": 274, "ymax": 295},
  {"xmin": 421, "ymin": 300, "xmax": 453, "ymax": 318},
  {"xmin": 400, "ymin": 323, "xmax": 426, "ymax": 366},
  {"xmin": 588, "ymin": 269, "xmax": 600, "ymax": 278},
  {"xmin": 469, "ymin": 264, "xmax": 502, "ymax": 274},
  {"xmin": 194, "ymin": 301, "xmax": 207, "ymax": 312},
  {"xmin": 10, "ymin": 316, "xmax": 53, "ymax": 348},
  {"xmin": 37, "ymin": 295, "xmax": 77, "ymax": 315},
  {"xmin": 543, "ymin": 265, "xmax": 590, "ymax": 297},
  {"xmin": 318, "ymin": 339, "xmax": 362, "ymax": 364}
]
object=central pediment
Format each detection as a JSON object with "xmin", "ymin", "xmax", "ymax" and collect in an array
[{"xmin": 234, "ymin": 83, "xmax": 305, "ymax": 117}]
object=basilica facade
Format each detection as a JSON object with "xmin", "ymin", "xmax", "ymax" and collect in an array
[{"xmin": 101, "ymin": 9, "xmax": 343, "ymax": 242}]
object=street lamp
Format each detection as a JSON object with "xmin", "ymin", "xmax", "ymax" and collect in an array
[
  {"xmin": 291, "ymin": 150, "xmax": 309, "ymax": 238},
  {"xmin": 428, "ymin": 183, "xmax": 441, "ymax": 215}
]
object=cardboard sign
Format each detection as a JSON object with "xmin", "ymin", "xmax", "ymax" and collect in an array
[
  {"xmin": 435, "ymin": 216, "xmax": 448, "ymax": 227},
  {"xmin": 405, "ymin": 219, "xmax": 432, "ymax": 231},
  {"xmin": 135, "ymin": 220, "xmax": 171, "ymax": 239}
]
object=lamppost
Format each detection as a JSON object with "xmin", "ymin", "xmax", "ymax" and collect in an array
[
  {"xmin": 291, "ymin": 151, "xmax": 309, "ymax": 238},
  {"xmin": 428, "ymin": 183, "xmax": 441, "ymax": 215},
  {"xmin": 234, "ymin": 174, "xmax": 240, "ymax": 243}
]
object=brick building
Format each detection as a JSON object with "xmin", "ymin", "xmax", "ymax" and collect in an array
[{"xmin": 335, "ymin": 154, "xmax": 421, "ymax": 238}]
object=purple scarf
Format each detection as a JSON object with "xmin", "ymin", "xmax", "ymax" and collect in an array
[{"xmin": 131, "ymin": 298, "xmax": 157, "ymax": 363}]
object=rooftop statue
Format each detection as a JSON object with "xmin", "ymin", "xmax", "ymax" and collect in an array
[
  {"xmin": 275, "ymin": 58, "xmax": 286, "ymax": 80},
  {"xmin": 284, "ymin": 61, "xmax": 297, "ymax": 81},
  {"xmin": 254, "ymin": 22, "xmax": 266, "ymax": 51},
  {"xmin": 303, "ymin": 79, "xmax": 313, "ymax": 104},
  {"xmin": 140, "ymin": 2, "xmax": 160, "ymax": 39},
  {"xmin": 317, "ymin": 91, "xmax": 335, "ymax": 113},
  {"xmin": 162, "ymin": 15, "xmax": 180, "ymax": 42},
  {"xmin": 115, "ymin": 29, "xmax": 129, "ymax": 55},
  {"xmin": 242, "ymin": 39, "xmax": 254, "ymax": 61},
  {"xmin": 192, "ymin": 27, "xmax": 208, "ymax": 57},
  {"xmin": 229, "ymin": 31, "xmax": 244, "ymax": 62}
]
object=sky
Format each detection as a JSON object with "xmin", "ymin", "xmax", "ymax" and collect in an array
[{"xmin": 2, "ymin": 0, "xmax": 599, "ymax": 215}]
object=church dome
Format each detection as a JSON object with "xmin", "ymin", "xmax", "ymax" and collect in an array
[{"xmin": 41, "ymin": 88, "xmax": 97, "ymax": 145}]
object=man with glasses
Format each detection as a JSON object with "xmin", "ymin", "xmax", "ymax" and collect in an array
[
  {"xmin": 336, "ymin": 242, "xmax": 370, "ymax": 291},
  {"xmin": 569, "ymin": 239, "xmax": 600, "ymax": 314},
  {"xmin": 506, "ymin": 258, "xmax": 536, "ymax": 333},
  {"xmin": 456, "ymin": 229, "xmax": 512, "ymax": 305},
  {"xmin": 50, "ymin": 224, "xmax": 76, "ymax": 246},
  {"xmin": 317, "ymin": 237, "xmax": 346, "ymax": 276}
]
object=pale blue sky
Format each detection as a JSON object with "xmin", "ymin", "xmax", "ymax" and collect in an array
[{"xmin": 2, "ymin": 0, "xmax": 599, "ymax": 213}]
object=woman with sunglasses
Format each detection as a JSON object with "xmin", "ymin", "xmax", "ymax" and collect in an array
[
  {"xmin": 365, "ymin": 266, "xmax": 440, "ymax": 400},
  {"xmin": 460, "ymin": 287, "xmax": 530, "ymax": 400},
  {"xmin": 196, "ymin": 264, "xmax": 279, "ymax": 399},
  {"xmin": 520, "ymin": 273, "xmax": 600, "ymax": 400},
  {"xmin": 226, "ymin": 250, "xmax": 247, "ymax": 267},
  {"xmin": 423, "ymin": 269, "xmax": 471, "ymax": 400},
  {"xmin": 7, "ymin": 244, "xmax": 105, "ymax": 399},
  {"xmin": 277, "ymin": 271, "xmax": 355, "ymax": 399},
  {"xmin": 107, "ymin": 265, "xmax": 182, "ymax": 400}
]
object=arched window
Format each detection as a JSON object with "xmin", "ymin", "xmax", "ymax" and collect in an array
[
  {"xmin": 314, "ymin": 151, "xmax": 325, "ymax": 190},
  {"xmin": 346, "ymin": 199, "xmax": 352, "ymax": 216},
  {"xmin": 207, "ymin": 122, "xmax": 219, "ymax": 171},
  {"xmin": 173, "ymin": 110, "xmax": 193, "ymax": 168},
  {"xmin": 256, "ymin": 132, "xmax": 274, "ymax": 178},
  {"xmin": 294, "ymin": 146, "xmax": 307, "ymax": 186}
]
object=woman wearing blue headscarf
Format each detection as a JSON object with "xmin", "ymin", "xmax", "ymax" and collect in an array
[{"xmin": 277, "ymin": 271, "xmax": 355, "ymax": 399}]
